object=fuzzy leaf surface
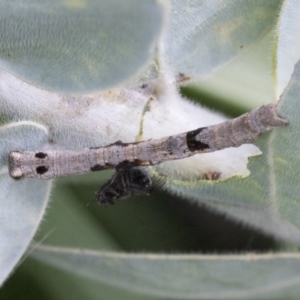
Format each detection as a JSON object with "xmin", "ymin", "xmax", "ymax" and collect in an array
[
  {"xmin": 160, "ymin": 0, "xmax": 281, "ymax": 79},
  {"xmin": 273, "ymin": 0, "xmax": 300, "ymax": 98},
  {"xmin": 0, "ymin": 0, "xmax": 166, "ymax": 92},
  {"xmin": 0, "ymin": 122, "xmax": 51, "ymax": 285},
  {"xmin": 31, "ymin": 245, "xmax": 300, "ymax": 299}
]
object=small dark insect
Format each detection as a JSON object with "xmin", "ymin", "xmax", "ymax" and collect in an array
[{"xmin": 96, "ymin": 167, "xmax": 154, "ymax": 206}]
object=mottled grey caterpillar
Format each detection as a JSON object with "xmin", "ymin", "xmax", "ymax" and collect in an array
[
  {"xmin": 8, "ymin": 104, "xmax": 287, "ymax": 181},
  {"xmin": 8, "ymin": 103, "xmax": 287, "ymax": 205}
]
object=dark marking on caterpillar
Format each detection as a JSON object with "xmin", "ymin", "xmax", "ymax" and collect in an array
[
  {"xmin": 186, "ymin": 127, "xmax": 210, "ymax": 152},
  {"xmin": 35, "ymin": 152, "xmax": 47, "ymax": 159},
  {"xmin": 36, "ymin": 166, "xmax": 48, "ymax": 175}
]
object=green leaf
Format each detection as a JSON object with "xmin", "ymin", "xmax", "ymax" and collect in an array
[
  {"xmin": 31, "ymin": 245, "xmax": 300, "ymax": 299},
  {"xmin": 161, "ymin": 0, "xmax": 281, "ymax": 79},
  {"xmin": 189, "ymin": 31, "xmax": 276, "ymax": 112},
  {"xmin": 159, "ymin": 59, "xmax": 300, "ymax": 243},
  {"xmin": 0, "ymin": 122, "xmax": 51, "ymax": 285},
  {"xmin": 273, "ymin": 0, "xmax": 300, "ymax": 99},
  {"xmin": 34, "ymin": 180, "xmax": 121, "ymax": 250},
  {"xmin": 3, "ymin": 254, "xmax": 159, "ymax": 300},
  {"xmin": 0, "ymin": 0, "xmax": 166, "ymax": 92}
]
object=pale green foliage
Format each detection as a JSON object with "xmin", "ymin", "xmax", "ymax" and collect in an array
[
  {"xmin": 274, "ymin": 0, "xmax": 300, "ymax": 98},
  {"xmin": 161, "ymin": 0, "xmax": 281, "ymax": 79},
  {"xmin": 31, "ymin": 245, "xmax": 300, "ymax": 299},
  {"xmin": 2, "ymin": 0, "xmax": 300, "ymax": 299},
  {"xmin": 0, "ymin": 0, "xmax": 166, "ymax": 92},
  {"xmin": 0, "ymin": 122, "xmax": 51, "ymax": 284}
]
